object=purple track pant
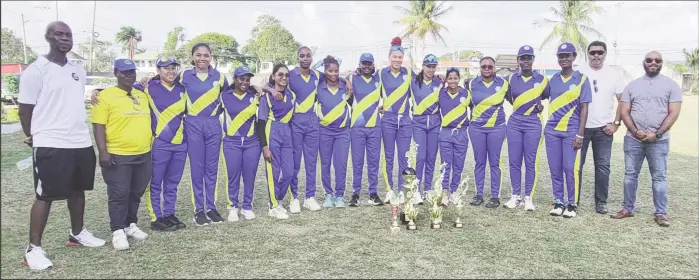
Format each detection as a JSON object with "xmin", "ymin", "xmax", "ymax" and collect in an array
[
  {"xmin": 545, "ymin": 129, "xmax": 582, "ymax": 205},
  {"xmin": 506, "ymin": 114, "xmax": 544, "ymax": 197},
  {"xmin": 185, "ymin": 116, "xmax": 222, "ymax": 213},
  {"xmin": 439, "ymin": 127, "xmax": 469, "ymax": 193},
  {"xmin": 222, "ymin": 137, "xmax": 261, "ymax": 211},
  {"xmin": 381, "ymin": 112, "xmax": 413, "ymax": 192},
  {"xmin": 319, "ymin": 126, "xmax": 350, "ymax": 198},
  {"xmin": 351, "ymin": 126, "xmax": 381, "ymax": 196},
  {"xmin": 265, "ymin": 122, "xmax": 294, "ymax": 209},
  {"xmin": 290, "ymin": 113, "xmax": 319, "ymax": 199},
  {"xmin": 469, "ymin": 124, "xmax": 507, "ymax": 198},
  {"xmin": 413, "ymin": 114, "xmax": 440, "ymax": 193},
  {"xmin": 146, "ymin": 139, "xmax": 187, "ymax": 221}
]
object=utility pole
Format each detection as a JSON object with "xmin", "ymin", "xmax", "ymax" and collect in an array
[
  {"xmin": 21, "ymin": 14, "xmax": 29, "ymax": 64},
  {"xmin": 613, "ymin": 1, "xmax": 623, "ymax": 65},
  {"xmin": 88, "ymin": 1, "xmax": 96, "ymax": 73},
  {"xmin": 55, "ymin": 1, "xmax": 59, "ymax": 20}
]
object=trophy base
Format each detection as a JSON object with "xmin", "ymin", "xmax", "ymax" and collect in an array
[
  {"xmin": 430, "ymin": 223, "xmax": 441, "ymax": 229},
  {"xmin": 406, "ymin": 224, "xmax": 417, "ymax": 230},
  {"xmin": 454, "ymin": 222, "xmax": 463, "ymax": 228},
  {"xmin": 399, "ymin": 212, "xmax": 408, "ymax": 225}
]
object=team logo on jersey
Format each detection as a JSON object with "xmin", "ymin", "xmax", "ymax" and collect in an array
[
  {"xmin": 495, "ymin": 86, "xmax": 502, "ymax": 91},
  {"xmin": 249, "ymin": 97, "xmax": 254, "ymax": 103},
  {"xmin": 569, "ymin": 84, "xmax": 577, "ymax": 90},
  {"xmin": 71, "ymin": 73, "xmax": 79, "ymax": 81},
  {"xmin": 459, "ymin": 97, "xmax": 466, "ymax": 103},
  {"xmin": 342, "ymin": 93, "xmax": 347, "ymax": 100},
  {"xmin": 374, "ymin": 82, "xmax": 379, "ymax": 87},
  {"xmin": 402, "ymin": 74, "xmax": 408, "ymax": 80},
  {"xmin": 179, "ymin": 92, "xmax": 184, "ymax": 99},
  {"xmin": 212, "ymin": 81, "xmax": 219, "ymax": 87},
  {"xmin": 534, "ymin": 82, "xmax": 541, "ymax": 88}
]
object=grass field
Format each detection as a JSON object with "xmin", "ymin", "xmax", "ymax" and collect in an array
[{"xmin": 1, "ymin": 97, "xmax": 697, "ymax": 279}]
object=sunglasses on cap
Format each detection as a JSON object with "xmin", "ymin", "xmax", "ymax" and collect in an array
[
  {"xmin": 390, "ymin": 45, "xmax": 405, "ymax": 52},
  {"xmin": 447, "ymin": 67, "xmax": 460, "ymax": 72},
  {"xmin": 424, "ymin": 56, "xmax": 438, "ymax": 64},
  {"xmin": 645, "ymin": 58, "xmax": 663, "ymax": 64},
  {"xmin": 588, "ymin": 50, "xmax": 605, "ymax": 56}
]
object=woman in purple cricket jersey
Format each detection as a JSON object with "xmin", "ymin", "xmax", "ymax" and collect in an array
[
  {"xmin": 220, "ymin": 66, "xmax": 262, "ymax": 222},
  {"xmin": 467, "ymin": 57, "xmax": 509, "ymax": 209},
  {"xmin": 437, "ymin": 67, "xmax": 471, "ymax": 207},
  {"xmin": 257, "ymin": 64, "xmax": 295, "ymax": 220}
]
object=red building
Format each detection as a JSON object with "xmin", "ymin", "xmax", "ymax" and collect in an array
[{"xmin": 1, "ymin": 64, "xmax": 29, "ymax": 75}]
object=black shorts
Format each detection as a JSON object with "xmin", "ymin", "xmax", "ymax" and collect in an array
[{"xmin": 33, "ymin": 146, "xmax": 96, "ymax": 201}]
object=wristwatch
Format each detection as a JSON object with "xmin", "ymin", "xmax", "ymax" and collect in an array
[
  {"xmin": 656, "ymin": 132, "xmax": 664, "ymax": 139},
  {"xmin": 613, "ymin": 120, "xmax": 621, "ymax": 126}
]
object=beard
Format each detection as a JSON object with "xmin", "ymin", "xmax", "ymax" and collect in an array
[{"xmin": 643, "ymin": 62, "xmax": 662, "ymax": 77}]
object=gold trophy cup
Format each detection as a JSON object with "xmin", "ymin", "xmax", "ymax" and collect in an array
[
  {"xmin": 427, "ymin": 188, "xmax": 444, "ymax": 229},
  {"xmin": 453, "ymin": 178, "xmax": 470, "ymax": 228}
]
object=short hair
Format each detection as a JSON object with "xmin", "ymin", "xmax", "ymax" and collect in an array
[
  {"xmin": 45, "ymin": 21, "xmax": 69, "ymax": 36},
  {"xmin": 587, "ymin": 41, "xmax": 607, "ymax": 52},
  {"xmin": 480, "ymin": 56, "xmax": 496, "ymax": 64}
]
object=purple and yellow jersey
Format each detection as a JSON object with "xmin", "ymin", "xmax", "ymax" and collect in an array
[
  {"xmin": 467, "ymin": 76, "xmax": 509, "ymax": 128},
  {"xmin": 546, "ymin": 71, "xmax": 593, "ymax": 132},
  {"xmin": 411, "ymin": 78, "xmax": 442, "ymax": 116},
  {"xmin": 258, "ymin": 89, "xmax": 295, "ymax": 124},
  {"xmin": 220, "ymin": 88, "xmax": 259, "ymax": 138},
  {"xmin": 348, "ymin": 73, "xmax": 381, "ymax": 128},
  {"xmin": 506, "ymin": 72, "xmax": 550, "ymax": 116},
  {"xmin": 379, "ymin": 66, "xmax": 414, "ymax": 115},
  {"xmin": 288, "ymin": 68, "xmax": 325, "ymax": 114},
  {"xmin": 178, "ymin": 66, "xmax": 229, "ymax": 117},
  {"xmin": 439, "ymin": 86, "xmax": 471, "ymax": 128},
  {"xmin": 316, "ymin": 80, "xmax": 351, "ymax": 128},
  {"xmin": 133, "ymin": 81, "xmax": 186, "ymax": 144}
]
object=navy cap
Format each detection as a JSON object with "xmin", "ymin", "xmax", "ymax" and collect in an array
[
  {"xmin": 360, "ymin": 53, "xmax": 374, "ymax": 63},
  {"xmin": 556, "ymin": 42, "xmax": 577, "ymax": 55},
  {"xmin": 114, "ymin": 59, "xmax": 136, "ymax": 71},
  {"xmin": 156, "ymin": 56, "xmax": 179, "ymax": 67},
  {"xmin": 517, "ymin": 45, "xmax": 535, "ymax": 57},
  {"xmin": 423, "ymin": 54, "xmax": 438, "ymax": 65},
  {"xmin": 233, "ymin": 66, "xmax": 254, "ymax": 78}
]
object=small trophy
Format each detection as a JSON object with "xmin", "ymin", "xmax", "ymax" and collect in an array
[
  {"xmin": 453, "ymin": 178, "xmax": 470, "ymax": 228},
  {"xmin": 402, "ymin": 167, "xmax": 419, "ymax": 230},
  {"xmin": 426, "ymin": 188, "xmax": 444, "ymax": 229},
  {"xmin": 389, "ymin": 190, "xmax": 400, "ymax": 233}
]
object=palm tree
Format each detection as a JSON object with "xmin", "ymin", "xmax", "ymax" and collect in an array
[
  {"xmin": 536, "ymin": 0, "xmax": 605, "ymax": 61},
  {"xmin": 683, "ymin": 48, "xmax": 699, "ymax": 94},
  {"xmin": 115, "ymin": 26, "xmax": 143, "ymax": 57},
  {"xmin": 394, "ymin": 0, "xmax": 453, "ymax": 69}
]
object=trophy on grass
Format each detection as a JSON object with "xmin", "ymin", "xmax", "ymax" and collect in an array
[
  {"xmin": 389, "ymin": 190, "xmax": 401, "ymax": 233},
  {"xmin": 399, "ymin": 141, "xmax": 420, "ymax": 230},
  {"xmin": 452, "ymin": 178, "xmax": 470, "ymax": 228},
  {"xmin": 426, "ymin": 188, "xmax": 445, "ymax": 229}
]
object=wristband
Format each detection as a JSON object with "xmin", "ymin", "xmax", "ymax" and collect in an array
[{"xmin": 575, "ymin": 134, "xmax": 584, "ymax": 139}]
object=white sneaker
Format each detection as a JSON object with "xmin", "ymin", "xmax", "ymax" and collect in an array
[
  {"xmin": 449, "ymin": 192, "xmax": 459, "ymax": 204},
  {"xmin": 289, "ymin": 199, "xmax": 301, "ymax": 214},
  {"xmin": 68, "ymin": 228, "xmax": 106, "ymax": 247},
  {"xmin": 124, "ymin": 223, "xmax": 148, "ymax": 241},
  {"xmin": 562, "ymin": 205, "xmax": 577, "ymax": 218},
  {"xmin": 277, "ymin": 204, "xmax": 288, "ymax": 214},
  {"xmin": 523, "ymin": 196, "xmax": 535, "ymax": 211},
  {"xmin": 384, "ymin": 192, "xmax": 392, "ymax": 204},
  {"xmin": 441, "ymin": 192, "xmax": 450, "ymax": 206},
  {"xmin": 504, "ymin": 195, "xmax": 522, "ymax": 209},
  {"xmin": 228, "ymin": 207, "xmax": 239, "ymax": 222},
  {"xmin": 398, "ymin": 191, "xmax": 405, "ymax": 204},
  {"xmin": 550, "ymin": 203, "xmax": 565, "ymax": 216},
  {"xmin": 240, "ymin": 209, "xmax": 256, "ymax": 220},
  {"xmin": 112, "ymin": 230, "xmax": 130, "ymax": 251},
  {"xmin": 23, "ymin": 245, "xmax": 53, "ymax": 270},
  {"xmin": 268, "ymin": 206, "xmax": 289, "ymax": 220},
  {"xmin": 303, "ymin": 197, "xmax": 322, "ymax": 211},
  {"xmin": 412, "ymin": 193, "xmax": 424, "ymax": 205}
]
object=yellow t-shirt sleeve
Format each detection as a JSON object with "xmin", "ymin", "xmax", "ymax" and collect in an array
[{"xmin": 91, "ymin": 97, "xmax": 109, "ymax": 124}]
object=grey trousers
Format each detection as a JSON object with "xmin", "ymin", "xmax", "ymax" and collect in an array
[{"xmin": 101, "ymin": 152, "xmax": 152, "ymax": 232}]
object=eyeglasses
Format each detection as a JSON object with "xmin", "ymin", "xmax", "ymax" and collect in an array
[
  {"xmin": 480, "ymin": 65, "xmax": 494, "ymax": 70},
  {"xmin": 588, "ymin": 51, "xmax": 605, "ymax": 56},
  {"xmin": 645, "ymin": 58, "xmax": 663, "ymax": 64},
  {"xmin": 126, "ymin": 91, "xmax": 139, "ymax": 105},
  {"xmin": 593, "ymin": 79, "xmax": 598, "ymax": 93},
  {"xmin": 276, "ymin": 73, "xmax": 290, "ymax": 78}
]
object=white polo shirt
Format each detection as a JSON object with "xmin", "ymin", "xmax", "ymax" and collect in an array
[
  {"xmin": 18, "ymin": 55, "xmax": 92, "ymax": 148},
  {"xmin": 576, "ymin": 64, "xmax": 626, "ymax": 128}
]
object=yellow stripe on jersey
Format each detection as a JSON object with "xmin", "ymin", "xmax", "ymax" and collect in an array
[
  {"xmin": 549, "ymin": 76, "xmax": 585, "ymax": 131},
  {"xmin": 412, "ymin": 84, "xmax": 441, "ymax": 115},
  {"xmin": 441, "ymin": 92, "xmax": 471, "ymax": 128},
  {"xmin": 513, "ymin": 77, "xmax": 548, "ymax": 115},
  {"xmin": 146, "ymin": 88, "xmax": 185, "ymax": 144},
  {"xmin": 187, "ymin": 75, "xmax": 224, "ymax": 116},
  {"xmin": 224, "ymin": 100, "xmax": 258, "ymax": 137},
  {"xmin": 319, "ymin": 102, "xmax": 348, "ymax": 127},
  {"xmin": 351, "ymin": 86, "xmax": 381, "ymax": 127},
  {"xmin": 471, "ymin": 81, "xmax": 508, "ymax": 127},
  {"xmin": 381, "ymin": 71, "xmax": 411, "ymax": 111}
]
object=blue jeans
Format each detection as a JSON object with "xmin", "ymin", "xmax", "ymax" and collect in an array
[
  {"xmin": 623, "ymin": 136, "xmax": 669, "ymax": 215},
  {"xmin": 579, "ymin": 127, "xmax": 613, "ymax": 205}
]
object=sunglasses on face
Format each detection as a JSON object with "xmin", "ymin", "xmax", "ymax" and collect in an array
[
  {"xmin": 589, "ymin": 51, "xmax": 605, "ymax": 56},
  {"xmin": 480, "ymin": 65, "xmax": 494, "ymax": 70},
  {"xmin": 645, "ymin": 58, "xmax": 663, "ymax": 64}
]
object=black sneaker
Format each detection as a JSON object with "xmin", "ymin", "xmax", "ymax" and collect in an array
[
  {"xmin": 563, "ymin": 204, "xmax": 578, "ymax": 218},
  {"xmin": 206, "ymin": 210, "xmax": 225, "ymax": 224},
  {"xmin": 485, "ymin": 198, "xmax": 500, "ymax": 208},
  {"xmin": 595, "ymin": 203, "xmax": 608, "ymax": 214},
  {"xmin": 549, "ymin": 202, "xmax": 565, "ymax": 216},
  {"xmin": 150, "ymin": 217, "xmax": 177, "ymax": 231},
  {"xmin": 165, "ymin": 215, "xmax": 186, "ymax": 229},
  {"xmin": 470, "ymin": 195, "xmax": 484, "ymax": 206},
  {"xmin": 193, "ymin": 211, "xmax": 210, "ymax": 226},
  {"xmin": 349, "ymin": 194, "xmax": 360, "ymax": 207},
  {"xmin": 368, "ymin": 194, "xmax": 384, "ymax": 206}
]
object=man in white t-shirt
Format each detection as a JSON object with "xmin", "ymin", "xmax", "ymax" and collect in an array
[
  {"xmin": 575, "ymin": 41, "xmax": 626, "ymax": 214},
  {"xmin": 17, "ymin": 21, "xmax": 105, "ymax": 271}
]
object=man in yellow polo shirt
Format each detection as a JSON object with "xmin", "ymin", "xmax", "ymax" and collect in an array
[{"xmin": 91, "ymin": 58, "xmax": 153, "ymax": 251}]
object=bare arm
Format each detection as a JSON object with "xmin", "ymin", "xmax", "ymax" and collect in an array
[
  {"xmin": 613, "ymin": 94, "xmax": 622, "ymax": 124},
  {"xmin": 657, "ymin": 102, "xmax": 682, "ymax": 135},
  {"xmin": 92, "ymin": 124, "xmax": 113, "ymax": 167},
  {"xmin": 18, "ymin": 103, "xmax": 34, "ymax": 138}
]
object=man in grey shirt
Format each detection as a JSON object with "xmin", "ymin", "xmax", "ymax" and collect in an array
[{"xmin": 611, "ymin": 51, "xmax": 682, "ymax": 227}]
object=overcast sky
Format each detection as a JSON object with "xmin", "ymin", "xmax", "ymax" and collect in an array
[{"xmin": 2, "ymin": 1, "xmax": 697, "ymax": 70}]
